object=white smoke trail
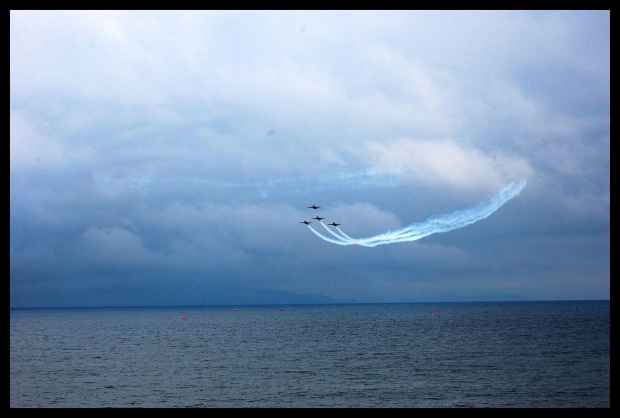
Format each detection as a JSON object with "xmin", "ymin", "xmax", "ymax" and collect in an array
[
  {"xmin": 308, "ymin": 180, "xmax": 526, "ymax": 247},
  {"xmin": 335, "ymin": 226, "xmax": 354, "ymax": 241},
  {"xmin": 319, "ymin": 220, "xmax": 350, "ymax": 242},
  {"xmin": 95, "ymin": 167, "xmax": 404, "ymax": 197},
  {"xmin": 307, "ymin": 225, "xmax": 349, "ymax": 245}
]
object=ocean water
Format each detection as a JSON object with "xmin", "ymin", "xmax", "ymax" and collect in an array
[{"xmin": 10, "ymin": 301, "xmax": 609, "ymax": 408}]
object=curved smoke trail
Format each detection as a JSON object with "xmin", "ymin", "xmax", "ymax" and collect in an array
[
  {"xmin": 334, "ymin": 226, "xmax": 354, "ymax": 241},
  {"xmin": 307, "ymin": 225, "xmax": 349, "ymax": 245},
  {"xmin": 307, "ymin": 180, "xmax": 526, "ymax": 247},
  {"xmin": 319, "ymin": 220, "xmax": 349, "ymax": 242}
]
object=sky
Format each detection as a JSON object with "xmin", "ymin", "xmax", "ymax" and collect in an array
[{"xmin": 10, "ymin": 10, "xmax": 610, "ymax": 308}]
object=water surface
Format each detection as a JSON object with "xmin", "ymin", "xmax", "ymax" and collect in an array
[{"xmin": 10, "ymin": 301, "xmax": 610, "ymax": 407}]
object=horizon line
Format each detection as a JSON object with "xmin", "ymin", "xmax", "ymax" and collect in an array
[{"xmin": 9, "ymin": 298, "xmax": 609, "ymax": 310}]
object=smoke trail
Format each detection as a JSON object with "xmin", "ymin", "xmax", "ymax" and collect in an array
[
  {"xmin": 309, "ymin": 180, "xmax": 526, "ymax": 247},
  {"xmin": 95, "ymin": 167, "xmax": 403, "ymax": 197},
  {"xmin": 319, "ymin": 220, "xmax": 350, "ymax": 242},
  {"xmin": 307, "ymin": 225, "xmax": 349, "ymax": 245},
  {"xmin": 335, "ymin": 226, "xmax": 354, "ymax": 241}
]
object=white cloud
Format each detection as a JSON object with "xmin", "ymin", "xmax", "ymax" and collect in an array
[
  {"xmin": 10, "ymin": 111, "xmax": 88, "ymax": 171},
  {"xmin": 366, "ymin": 137, "xmax": 533, "ymax": 191}
]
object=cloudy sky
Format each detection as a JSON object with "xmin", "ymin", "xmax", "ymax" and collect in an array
[{"xmin": 10, "ymin": 10, "xmax": 609, "ymax": 307}]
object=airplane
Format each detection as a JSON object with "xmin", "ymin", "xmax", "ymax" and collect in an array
[
  {"xmin": 308, "ymin": 205, "xmax": 321, "ymax": 210},
  {"xmin": 299, "ymin": 220, "xmax": 312, "ymax": 225},
  {"xmin": 328, "ymin": 222, "xmax": 341, "ymax": 227},
  {"xmin": 312, "ymin": 216, "xmax": 325, "ymax": 221}
]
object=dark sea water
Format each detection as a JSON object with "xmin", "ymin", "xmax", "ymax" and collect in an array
[{"xmin": 10, "ymin": 301, "xmax": 609, "ymax": 408}]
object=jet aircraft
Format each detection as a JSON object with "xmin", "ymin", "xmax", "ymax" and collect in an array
[
  {"xmin": 299, "ymin": 220, "xmax": 312, "ymax": 225},
  {"xmin": 308, "ymin": 205, "xmax": 321, "ymax": 210},
  {"xmin": 312, "ymin": 216, "xmax": 325, "ymax": 221},
  {"xmin": 328, "ymin": 222, "xmax": 341, "ymax": 227}
]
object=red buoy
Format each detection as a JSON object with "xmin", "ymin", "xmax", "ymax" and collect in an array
[
  {"xmin": 179, "ymin": 316, "xmax": 185, "ymax": 320},
  {"xmin": 431, "ymin": 312, "xmax": 437, "ymax": 317}
]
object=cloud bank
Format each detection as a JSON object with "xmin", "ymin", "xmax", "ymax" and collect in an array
[{"xmin": 10, "ymin": 11, "xmax": 609, "ymax": 306}]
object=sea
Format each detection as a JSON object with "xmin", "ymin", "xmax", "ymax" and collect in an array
[{"xmin": 10, "ymin": 300, "xmax": 609, "ymax": 408}]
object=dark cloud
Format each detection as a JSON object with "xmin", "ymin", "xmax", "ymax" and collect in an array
[{"xmin": 10, "ymin": 11, "xmax": 609, "ymax": 307}]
